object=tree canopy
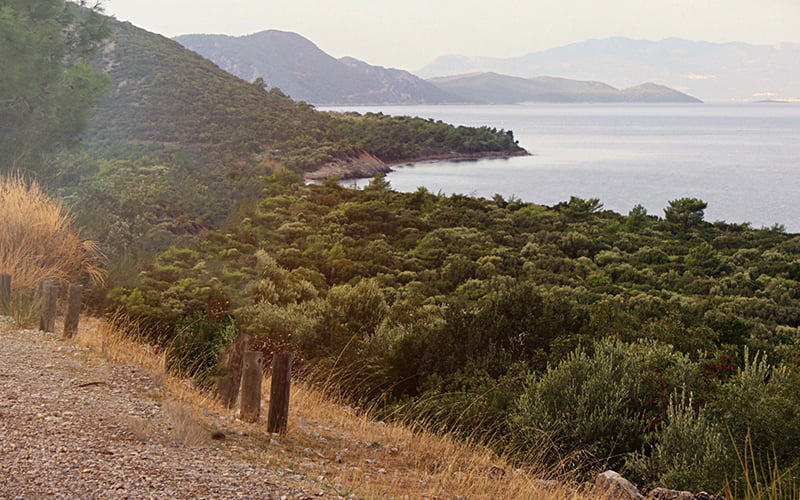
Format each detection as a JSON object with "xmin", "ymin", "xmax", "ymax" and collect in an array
[{"xmin": 0, "ymin": 0, "xmax": 109, "ymax": 176}]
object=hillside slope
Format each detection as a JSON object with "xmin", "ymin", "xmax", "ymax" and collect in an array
[
  {"xmin": 87, "ymin": 20, "xmax": 329, "ymax": 166},
  {"xmin": 87, "ymin": 19, "xmax": 522, "ymax": 171},
  {"xmin": 0, "ymin": 317, "xmax": 582, "ymax": 499},
  {"xmin": 174, "ymin": 30, "xmax": 462, "ymax": 105},
  {"xmin": 70, "ymin": 16, "xmax": 523, "ymax": 273}
]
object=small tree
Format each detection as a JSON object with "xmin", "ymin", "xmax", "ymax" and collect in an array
[{"xmin": 664, "ymin": 198, "xmax": 707, "ymax": 232}]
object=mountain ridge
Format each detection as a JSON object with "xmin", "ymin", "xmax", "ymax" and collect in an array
[
  {"xmin": 175, "ymin": 30, "xmax": 700, "ymax": 105},
  {"xmin": 174, "ymin": 30, "xmax": 462, "ymax": 105},
  {"xmin": 417, "ymin": 37, "xmax": 800, "ymax": 101}
]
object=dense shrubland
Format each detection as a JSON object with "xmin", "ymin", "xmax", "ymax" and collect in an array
[
  {"xmin": 6, "ymin": 4, "xmax": 800, "ymax": 494},
  {"xmin": 111, "ymin": 171, "xmax": 800, "ymax": 493}
]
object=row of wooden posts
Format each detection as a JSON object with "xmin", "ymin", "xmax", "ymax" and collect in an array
[
  {"xmin": 217, "ymin": 333, "xmax": 292, "ymax": 434},
  {"xmin": 0, "ymin": 273, "xmax": 291, "ymax": 435},
  {"xmin": 0, "ymin": 273, "xmax": 83, "ymax": 337}
]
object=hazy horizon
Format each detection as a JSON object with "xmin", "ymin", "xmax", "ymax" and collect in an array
[{"xmin": 103, "ymin": 0, "xmax": 800, "ymax": 72}]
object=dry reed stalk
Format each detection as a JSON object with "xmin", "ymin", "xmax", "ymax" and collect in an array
[{"xmin": 0, "ymin": 174, "xmax": 104, "ymax": 291}]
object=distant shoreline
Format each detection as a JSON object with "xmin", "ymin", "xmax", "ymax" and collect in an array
[{"xmin": 303, "ymin": 149, "xmax": 531, "ymax": 182}]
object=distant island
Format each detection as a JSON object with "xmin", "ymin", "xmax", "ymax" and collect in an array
[
  {"xmin": 428, "ymin": 72, "xmax": 701, "ymax": 104},
  {"xmin": 175, "ymin": 31, "xmax": 701, "ymax": 105},
  {"xmin": 417, "ymin": 37, "xmax": 800, "ymax": 102}
]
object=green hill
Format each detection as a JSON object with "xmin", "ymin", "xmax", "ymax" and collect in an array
[
  {"xmin": 63, "ymin": 16, "xmax": 524, "ymax": 281},
  {"xmin": 86, "ymin": 19, "xmax": 523, "ymax": 171}
]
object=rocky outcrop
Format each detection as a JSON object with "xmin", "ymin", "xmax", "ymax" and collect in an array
[
  {"xmin": 593, "ymin": 470, "xmax": 646, "ymax": 500},
  {"xmin": 303, "ymin": 149, "xmax": 531, "ymax": 182},
  {"xmin": 590, "ymin": 471, "xmax": 726, "ymax": 500},
  {"xmin": 302, "ymin": 153, "xmax": 391, "ymax": 181},
  {"xmin": 649, "ymin": 488, "xmax": 726, "ymax": 500}
]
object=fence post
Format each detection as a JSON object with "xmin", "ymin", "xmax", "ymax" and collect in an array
[
  {"xmin": 240, "ymin": 350, "xmax": 263, "ymax": 423},
  {"xmin": 0, "ymin": 273, "xmax": 10, "ymax": 314},
  {"xmin": 217, "ymin": 333, "xmax": 250, "ymax": 408},
  {"xmin": 267, "ymin": 352, "xmax": 292, "ymax": 435},
  {"xmin": 63, "ymin": 284, "xmax": 83, "ymax": 338},
  {"xmin": 38, "ymin": 278, "xmax": 58, "ymax": 333}
]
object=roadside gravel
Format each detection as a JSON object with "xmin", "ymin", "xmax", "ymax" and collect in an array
[{"xmin": 0, "ymin": 319, "xmax": 326, "ymax": 499}]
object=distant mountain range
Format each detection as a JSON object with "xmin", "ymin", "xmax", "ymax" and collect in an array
[
  {"xmin": 429, "ymin": 73, "xmax": 700, "ymax": 104},
  {"xmin": 417, "ymin": 37, "xmax": 800, "ymax": 102},
  {"xmin": 175, "ymin": 31, "xmax": 701, "ymax": 105},
  {"xmin": 174, "ymin": 31, "xmax": 460, "ymax": 105}
]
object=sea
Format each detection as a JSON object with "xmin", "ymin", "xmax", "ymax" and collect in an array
[{"xmin": 322, "ymin": 103, "xmax": 800, "ymax": 233}]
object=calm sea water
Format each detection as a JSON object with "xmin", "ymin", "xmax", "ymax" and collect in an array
[{"xmin": 323, "ymin": 104, "xmax": 800, "ymax": 233}]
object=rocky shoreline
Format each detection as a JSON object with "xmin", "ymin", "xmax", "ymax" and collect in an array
[{"xmin": 303, "ymin": 149, "xmax": 531, "ymax": 182}]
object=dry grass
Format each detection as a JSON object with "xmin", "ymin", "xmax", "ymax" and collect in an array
[
  {"xmin": 0, "ymin": 174, "xmax": 104, "ymax": 322},
  {"xmin": 71, "ymin": 316, "xmax": 600, "ymax": 499},
  {"xmin": 74, "ymin": 315, "xmax": 220, "ymax": 411},
  {"xmin": 0, "ymin": 174, "xmax": 105, "ymax": 288},
  {"xmin": 283, "ymin": 380, "xmax": 589, "ymax": 499}
]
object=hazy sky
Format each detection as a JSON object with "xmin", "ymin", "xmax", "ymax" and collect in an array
[{"xmin": 103, "ymin": 0, "xmax": 800, "ymax": 71}]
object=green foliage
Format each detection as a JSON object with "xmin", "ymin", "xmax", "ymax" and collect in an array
[
  {"xmin": 627, "ymin": 394, "xmax": 733, "ymax": 492},
  {"xmin": 664, "ymin": 197, "xmax": 708, "ymax": 232},
  {"xmin": 168, "ymin": 314, "xmax": 238, "ymax": 382},
  {"xmin": 708, "ymin": 351, "xmax": 800, "ymax": 471},
  {"xmin": 110, "ymin": 172, "xmax": 800, "ymax": 490},
  {"xmin": 511, "ymin": 339, "xmax": 697, "ymax": 470},
  {"xmin": 0, "ymin": 0, "xmax": 109, "ymax": 176}
]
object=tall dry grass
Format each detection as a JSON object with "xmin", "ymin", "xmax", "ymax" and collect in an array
[
  {"xmin": 70, "ymin": 315, "xmax": 591, "ymax": 499},
  {"xmin": 0, "ymin": 174, "xmax": 104, "ymax": 320}
]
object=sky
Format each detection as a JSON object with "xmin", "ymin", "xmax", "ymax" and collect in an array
[{"xmin": 102, "ymin": 0, "xmax": 800, "ymax": 71}]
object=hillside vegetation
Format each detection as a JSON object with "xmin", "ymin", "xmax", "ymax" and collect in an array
[
  {"xmin": 53, "ymin": 16, "xmax": 522, "ymax": 282},
  {"xmin": 7, "ymin": 4, "xmax": 800, "ymax": 497},
  {"xmin": 113, "ymin": 172, "xmax": 800, "ymax": 494}
]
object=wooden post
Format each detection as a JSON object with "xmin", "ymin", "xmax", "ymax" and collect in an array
[
  {"xmin": 0, "ymin": 273, "xmax": 10, "ymax": 314},
  {"xmin": 38, "ymin": 278, "xmax": 58, "ymax": 333},
  {"xmin": 217, "ymin": 333, "xmax": 250, "ymax": 408},
  {"xmin": 267, "ymin": 352, "xmax": 292, "ymax": 435},
  {"xmin": 63, "ymin": 284, "xmax": 83, "ymax": 338},
  {"xmin": 239, "ymin": 350, "xmax": 263, "ymax": 423}
]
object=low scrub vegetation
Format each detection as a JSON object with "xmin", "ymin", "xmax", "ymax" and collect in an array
[{"xmin": 110, "ymin": 171, "xmax": 800, "ymax": 494}]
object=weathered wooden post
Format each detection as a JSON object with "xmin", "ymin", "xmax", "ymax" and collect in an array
[
  {"xmin": 217, "ymin": 333, "xmax": 250, "ymax": 408},
  {"xmin": 0, "ymin": 273, "xmax": 10, "ymax": 314},
  {"xmin": 37, "ymin": 278, "xmax": 58, "ymax": 333},
  {"xmin": 267, "ymin": 352, "xmax": 292, "ymax": 435},
  {"xmin": 63, "ymin": 284, "xmax": 83, "ymax": 338},
  {"xmin": 240, "ymin": 350, "xmax": 263, "ymax": 423}
]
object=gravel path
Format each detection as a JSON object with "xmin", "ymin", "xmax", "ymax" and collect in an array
[{"xmin": 0, "ymin": 322, "xmax": 325, "ymax": 499}]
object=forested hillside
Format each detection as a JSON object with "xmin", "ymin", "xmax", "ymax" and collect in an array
[
  {"xmin": 53, "ymin": 16, "xmax": 522, "ymax": 282},
  {"xmin": 114, "ymin": 172, "xmax": 800, "ymax": 494}
]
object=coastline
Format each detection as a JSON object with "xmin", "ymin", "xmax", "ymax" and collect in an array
[{"xmin": 303, "ymin": 149, "xmax": 531, "ymax": 182}]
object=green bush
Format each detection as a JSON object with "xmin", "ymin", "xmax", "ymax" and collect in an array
[
  {"xmin": 168, "ymin": 314, "xmax": 238, "ymax": 382},
  {"xmin": 627, "ymin": 393, "xmax": 733, "ymax": 492},
  {"xmin": 511, "ymin": 339, "xmax": 697, "ymax": 470}
]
